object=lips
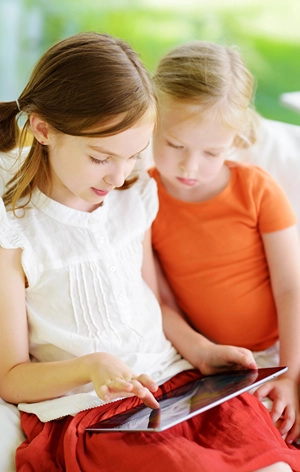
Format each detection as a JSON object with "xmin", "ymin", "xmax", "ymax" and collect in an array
[
  {"xmin": 91, "ymin": 187, "xmax": 110, "ymax": 197},
  {"xmin": 176, "ymin": 177, "xmax": 198, "ymax": 186}
]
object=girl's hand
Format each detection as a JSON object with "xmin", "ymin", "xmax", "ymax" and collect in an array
[
  {"xmin": 88, "ymin": 352, "xmax": 159, "ymax": 409},
  {"xmin": 194, "ymin": 344, "xmax": 257, "ymax": 376},
  {"xmin": 254, "ymin": 377, "xmax": 300, "ymax": 444}
]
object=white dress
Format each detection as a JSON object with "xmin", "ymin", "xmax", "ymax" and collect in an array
[{"xmin": 0, "ymin": 172, "xmax": 191, "ymax": 421}]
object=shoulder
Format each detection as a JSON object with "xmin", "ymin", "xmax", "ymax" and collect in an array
[
  {"xmin": 0, "ymin": 199, "xmax": 40, "ymax": 284},
  {"xmin": 148, "ymin": 166, "xmax": 157, "ymax": 179},
  {"xmin": 228, "ymin": 160, "xmax": 275, "ymax": 181},
  {"xmin": 0, "ymin": 147, "xmax": 30, "ymax": 197},
  {"xmin": 111, "ymin": 170, "xmax": 158, "ymax": 229},
  {"xmin": 0, "ymin": 199, "xmax": 23, "ymax": 249},
  {"xmin": 227, "ymin": 161, "xmax": 296, "ymax": 231},
  {"xmin": 137, "ymin": 170, "xmax": 158, "ymax": 225},
  {"xmin": 134, "ymin": 169, "xmax": 158, "ymax": 197},
  {"xmin": 227, "ymin": 160, "xmax": 286, "ymax": 195},
  {"xmin": 125, "ymin": 170, "xmax": 158, "ymax": 210}
]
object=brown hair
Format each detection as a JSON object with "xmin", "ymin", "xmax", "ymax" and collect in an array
[
  {"xmin": 153, "ymin": 40, "xmax": 259, "ymax": 148},
  {"xmin": 0, "ymin": 32, "xmax": 156, "ymax": 211}
]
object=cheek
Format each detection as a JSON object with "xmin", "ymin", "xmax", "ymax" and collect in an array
[
  {"xmin": 126, "ymin": 160, "xmax": 137, "ymax": 177},
  {"xmin": 205, "ymin": 159, "xmax": 224, "ymax": 175},
  {"xmin": 153, "ymin": 151, "xmax": 169, "ymax": 171},
  {"xmin": 68, "ymin": 161, "xmax": 98, "ymax": 185},
  {"xmin": 155, "ymin": 145, "xmax": 175, "ymax": 165},
  {"xmin": 152, "ymin": 136, "xmax": 170, "ymax": 158}
]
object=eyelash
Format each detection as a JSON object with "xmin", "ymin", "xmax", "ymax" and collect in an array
[
  {"xmin": 89, "ymin": 154, "xmax": 142, "ymax": 165},
  {"xmin": 167, "ymin": 143, "xmax": 219, "ymax": 158},
  {"xmin": 168, "ymin": 142, "xmax": 183, "ymax": 149},
  {"xmin": 205, "ymin": 152, "xmax": 219, "ymax": 158},
  {"xmin": 90, "ymin": 157, "xmax": 108, "ymax": 165}
]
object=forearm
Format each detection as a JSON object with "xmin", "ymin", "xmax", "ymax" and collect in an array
[
  {"xmin": 0, "ymin": 353, "xmax": 98, "ymax": 404},
  {"xmin": 262, "ymin": 227, "xmax": 300, "ymax": 383},
  {"xmin": 161, "ymin": 302, "xmax": 213, "ymax": 366},
  {"xmin": 161, "ymin": 303, "xmax": 257, "ymax": 375},
  {"xmin": 276, "ymin": 291, "xmax": 300, "ymax": 383}
]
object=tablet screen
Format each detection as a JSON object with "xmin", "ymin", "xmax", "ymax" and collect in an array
[{"xmin": 86, "ymin": 366, "xmax": 287, "ymax": 433}]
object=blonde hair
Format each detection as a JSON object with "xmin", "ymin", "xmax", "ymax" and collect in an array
[
  {"xmin": 153, "ymin": 40, "xmax": 259, "ymax": 148},
  {"xmin": 0, "ymin": 32, "xmax": 156, "ymax": 212}
]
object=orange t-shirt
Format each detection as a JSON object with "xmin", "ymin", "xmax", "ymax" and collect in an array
[{"xmin": 149, "ymin": 161, "xmax": 297, "ymax": 351}]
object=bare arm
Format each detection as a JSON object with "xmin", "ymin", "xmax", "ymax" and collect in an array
[
  {"xmin": 0, "ymin": 246, "xmax": 158, "ymax": 408},
  {"xmin": 255, "ymin": 225, "xmax": 300, "ymax": 442},
  {"xmin": 262, "ymin": 226, "xmax": 300, "ymax": 382},
  {"xmin": 153, "ymin": 250, "xmax": 185, "ymax": 314},
  {"xmin": 0, "ymin": 246, "xmax": 85, "ymax": 403}
]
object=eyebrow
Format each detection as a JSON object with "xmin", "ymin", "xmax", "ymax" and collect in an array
[{"xmin": 88, "ymin": 141, "xmax": 150, "ymax": 158}]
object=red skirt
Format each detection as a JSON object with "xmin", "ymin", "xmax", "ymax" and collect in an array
[{"xmin": 16, "ymin": 370, "xmax": 300, "ymax": 472}]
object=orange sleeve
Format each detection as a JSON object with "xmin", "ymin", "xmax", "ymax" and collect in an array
[{"xmin": 250, "ymin": 165, "xmax": 297, "ymax": 233}]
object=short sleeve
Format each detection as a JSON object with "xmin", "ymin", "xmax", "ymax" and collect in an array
[
  {"xmin": 253, "ymin": 166, "xmax": 297, "ymax": 233},
  {"xmin": 0, "ymin": 199, "xmax": 38, "ymax": 286},
  {"xmin": 0, "ymin": 199, "xmax": 23, "ymax": 249}
]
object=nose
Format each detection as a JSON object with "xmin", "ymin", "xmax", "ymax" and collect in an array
[
  {"xmin": 179, "ymin": 152, "xmax": 199, "ymax": 174},
  {"xmin": 103, "ymin": 161, "xmax": 128, "ymax": 188}
]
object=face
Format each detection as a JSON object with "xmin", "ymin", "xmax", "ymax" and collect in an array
[
  {"xmin": 33, "ymin": 113, "xmax": 154, "ymax": 212},
  {"xmin": 152, "ymin": 101, "xmax": 237, "ymax": 202}
]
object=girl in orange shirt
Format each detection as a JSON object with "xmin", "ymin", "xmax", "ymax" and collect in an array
[{"xmin": 150, "ymin": 40, "xmax": 300, "ymax": 446}]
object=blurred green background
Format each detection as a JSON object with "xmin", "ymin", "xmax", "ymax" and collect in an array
[{"xmin": 1, "ymin": 0, "xmax": 300, "ymax": 124}]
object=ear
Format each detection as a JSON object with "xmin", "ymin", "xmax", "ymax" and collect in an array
[{"xmin": 29, "ymin": 114, "xmax": 50, "ymax": 145}]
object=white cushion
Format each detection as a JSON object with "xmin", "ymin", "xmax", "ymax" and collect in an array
[{"xmin": 0, "ymin": 399, "xmax": 25, "ymax": 472}]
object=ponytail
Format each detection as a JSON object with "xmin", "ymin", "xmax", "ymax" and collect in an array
[{"xmin": 0, "ymin": 101, "xmax": 21, "ymax": 152}]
